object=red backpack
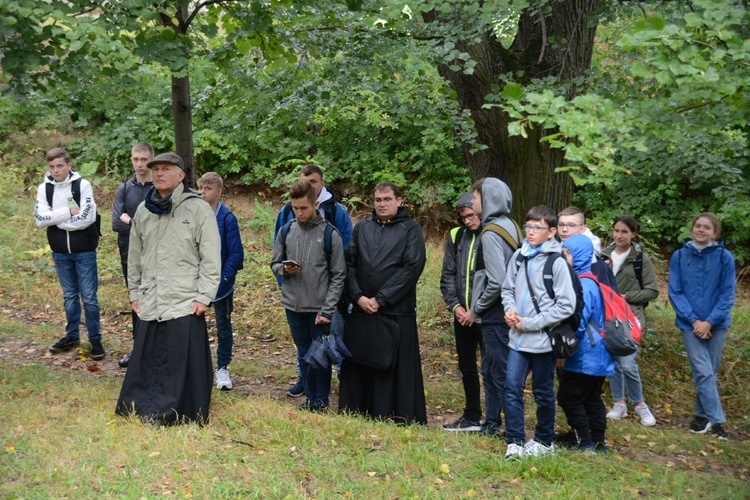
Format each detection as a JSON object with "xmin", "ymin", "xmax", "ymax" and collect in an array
[{"xmin": 579, "ymin": 272, "xmax": 642, "ymax": 356}]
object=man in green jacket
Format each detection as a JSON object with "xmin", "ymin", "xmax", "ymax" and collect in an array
[{"xmin": 116, "ymin": 152, "xmax": 221, "ymax": 425}]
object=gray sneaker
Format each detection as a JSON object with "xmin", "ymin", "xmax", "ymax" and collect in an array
[{"xmin": 442, "ymin": 416, "xmax": 482, "ymax": 432}]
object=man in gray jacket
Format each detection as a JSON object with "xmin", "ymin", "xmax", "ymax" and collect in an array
[
  {"xmin": 115, "ymin": 152, "xmax": 221, "ymax": 425},
  {"xmin": 271, "ymin": 180, "xmax": 346, "ymax": 413},
  {"xmin": 469, "ymin": 178, "xmax": 522, "ymax": 436}
]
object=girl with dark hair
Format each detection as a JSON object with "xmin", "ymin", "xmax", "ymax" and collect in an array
[{"xmin": 600, "ymin": 215, "xmax": 660, "ymax": 426}]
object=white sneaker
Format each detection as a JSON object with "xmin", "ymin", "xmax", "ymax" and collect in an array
[
  {"xmin": 216, "ymin": 367, "xmax": 233, "ymax": 390},
  {"xmin": 635, "ymin": 403, "xmax": 656, "ymax": 426},
  {"xmin": 523, "ymin": 439, "xmax": 555, "ymax": 457},
  {"xmin": 504, "ymin": 443, "xmax": 524, "ymax": 460},
  {"xmin": 606, "ymin": 402, "xmax": 628, "ymax": 420}
]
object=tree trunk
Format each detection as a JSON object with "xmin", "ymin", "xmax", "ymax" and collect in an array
[
  {"xmin": 424, "ymin": 0, "xmax": 600, "ymax": 221},
  {"xmin": 171, "ymin": 74, "xmax": 196, "ymax": 188}
]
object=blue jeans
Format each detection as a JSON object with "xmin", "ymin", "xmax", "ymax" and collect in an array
[
  {"xmin": 286, "ymin": 310, "xmax": 331, "ymax": 407},
  {"xmin": 480, "ymin": 323, "xmax": 509, "ymax": 429},
  {"xmin": 609, "ymin": 352, "xmax": 644, "ymax": 404},
  {"xmin": 214, "ymin": 293, "xmax": 234, "ymax": 369},
  {"xmin": 505, "ymin": 348, "xmax": 556, "ymax": 446},
  {"xmin": 681, "ymin": 328, "xmax": 726, "ymax": 424},
  {"xmin": 53, "ymin": 251, "xmax": 100, "ymax": 342}
]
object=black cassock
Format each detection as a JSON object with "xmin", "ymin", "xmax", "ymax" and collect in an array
[{"xmin": 116, "ymin": 314, "xmax": 213, "ymax": 425}]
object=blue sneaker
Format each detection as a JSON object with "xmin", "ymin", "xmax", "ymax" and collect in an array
[{"xmin": 286, "ymin": 378, "xmax": 305, "ymax": 397}]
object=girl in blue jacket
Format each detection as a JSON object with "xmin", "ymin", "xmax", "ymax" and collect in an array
[{"xmin": 668, "ymin": 213, "xmax": 735, "ymax": 440}]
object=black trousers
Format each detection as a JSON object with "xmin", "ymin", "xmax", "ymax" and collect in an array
[
  {"xmin": 454, "ymin": 319, "xmax": 484, "ymax": 422},
  {"xmin": 557, "ymin": 370, "xmax": 607, "ymax": 446}
]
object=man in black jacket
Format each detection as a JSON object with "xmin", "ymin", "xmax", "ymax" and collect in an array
[
  {"xmin": 440, "ymin": 193, "xmax": 484, "ymax": 431},
  {"xmin": 111, "ymin": 142, "xmax": 154, "ymax": 367},
  {"xmin": 339, "ymin": 183, "xmax": 427, "ymax": 425}
]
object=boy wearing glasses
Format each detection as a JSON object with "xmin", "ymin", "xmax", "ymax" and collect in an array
[
  {"xmin": 501, "ymin": 206, "xmax": 576, "ymax": 460},
  {"xmin": 468, "ymin": 178, "xmax": 522, "ymax": 436},
  {"xmin": 557, "ymin": 207, "xmax": 618, "ymax": 291},
  {"xmin": 440, "ymin": 193, "xmax": 484, "ymax": 431}
]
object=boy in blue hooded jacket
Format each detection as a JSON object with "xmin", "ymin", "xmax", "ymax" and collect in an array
[{"xmin": 558, "ymin": 234, "xmax": 615, "ymax": 452}]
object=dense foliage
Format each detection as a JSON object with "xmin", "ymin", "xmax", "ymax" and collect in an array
[{"xmin": 1, "ymin": 0, "xmax": 748, "ymax": 260}]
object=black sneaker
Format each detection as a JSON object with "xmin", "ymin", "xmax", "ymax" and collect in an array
[
  {"xmin": 442, "ymin": 416, "xmax": 482, "ymax": 432},
  {"xmin": 118, "ymin": 354, "xmax": 131, "ymax": 368},
  {"xmin": 710, "ymin": 423, "xmax": 728, "ymax": 440},
  {"xmin": 689, "ymin": 416, "xmax": 711, "ymax": 434},
  {"xmin": 553, "ymin": 430, "xmax": 578, "ymax": 448},
  {"xmin": 477, "ymin": 422, "xmax": 500, "ymax": 437},
  {"xmin": 49, "ymin": 336, "xmax": 80, "ymax": 353},
  {"xmin": 286, "ymin": 378, "xmax": 305, "ymax": 397},
  {"xmin": 90, "ymin": 340, "xmax": 105, "ymax": 361}
]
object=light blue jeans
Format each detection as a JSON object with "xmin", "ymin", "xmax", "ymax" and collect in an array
[
  {"xmin": 681, "ymin": 328, "xmax": 726, "ymax": 425},
  {"xmin": 609, "ymin": 352, "xmax": 644, "ymax": 404}
]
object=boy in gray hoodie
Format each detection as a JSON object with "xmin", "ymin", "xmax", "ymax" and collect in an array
[
  {"xmin": 469, "ymin": 177, "xmax": 522, "ymax": 436},
  {"xmin": 271, "ymin": 181, "xmax": 346, "ymax": 412},
  {"xmin": 501, "ymin": 205, "xmax": 576, "ymax": 460}
]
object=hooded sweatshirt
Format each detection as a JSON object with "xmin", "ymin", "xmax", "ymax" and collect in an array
[
  {"xmin": 440, "ymin": 192, "xmax": 482, "ymax": 312},
  {"xmin": 562, "ymin": 235, "xmax": 614, "ymax": 377},
  {"xmin": 501, "ymin": 238, "xmax": 576, "ymax": 353},
  {"xmin": 668, "ymin": 238, "xmax": 735, "ymax": 332},
  {"xmin": 270, "ymin": 215, "xmax": 346, "ymax": 319},
  {"xmin": 34, "ymin": 171, "xmax": 99, "ymax": 254},
  {"xmin": 470, "ymin": 178, "xmax": 521, "ymax": 324}
]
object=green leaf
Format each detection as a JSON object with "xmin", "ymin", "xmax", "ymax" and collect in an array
[{"xmin": 501, "ymin": 82, "xmax": 523, "ymax": 101}]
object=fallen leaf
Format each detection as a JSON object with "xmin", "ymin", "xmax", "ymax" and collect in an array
[{"xmin": 439, "ymin": 464, "xmax": 450, "ymax": 474}]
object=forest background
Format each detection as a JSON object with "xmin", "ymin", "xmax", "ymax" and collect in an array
[{"xmin": 1, "ymin": 1, "xmax": 750, "ymax": 497}]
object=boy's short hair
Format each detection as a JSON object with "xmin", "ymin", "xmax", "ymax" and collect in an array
[
  {"xmin": 526, "ymin": 205, "xmax": 557, "ymax": 228},
  {"xmin": 132, "ymin": 142, "xmax": 154, "ymax": 157},
  {"xmin": 558, "ymin": 206, "xmax": 585, "ymax": 223},
  {"xmin": 471, "ymin": 177, "xmax": 486, "ymax": 193},
  {"xmin": 300, "ymin": 164, "xmax": 324, "ymax": 178},
  {"xmin": 290, "ymin": 180, "xmax": 316, "ymax": 204},
  {"xmin": 46, "ymin": 148, "xmax": 70, "ymax": 164},
  {"xmin": 374, "ymin": 182, "xmax": 402, "ymax": 198},
  {"xmin": 198, "ymin": 172, "xmax": 224, "ymax": 190}
]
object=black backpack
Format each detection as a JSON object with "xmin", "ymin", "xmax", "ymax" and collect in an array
[
  {"xmin": 46, "ymin": 178, "xmax": 102, "ymax": 238},
  {"xmin": 515, "ymin": 252, "xmax": 584, "ymax": 358}
]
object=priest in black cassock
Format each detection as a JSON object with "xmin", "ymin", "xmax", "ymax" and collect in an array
[{"xmin": 339, "ymin": 182, "xmax": 427, "ymax": 425}]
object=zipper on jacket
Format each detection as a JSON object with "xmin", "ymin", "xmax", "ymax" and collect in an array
[{"xmin": 464, "ymin": 233, "xmax": 477, "ymax": 308}]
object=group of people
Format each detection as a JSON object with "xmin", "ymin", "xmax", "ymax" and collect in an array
[
  {"xmin": 34, "ymin": 149, "xmax": 735, "ymax": 446},
  {"xmin": 440, "ymin": 178, "xmax": 735, "ymax": 459}
]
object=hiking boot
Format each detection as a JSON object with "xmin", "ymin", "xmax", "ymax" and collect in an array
[
  {"xmin": 90, "ymin": 340, "xmax": 105, "ymax": 360},
  {"xmin": 49, "ymin": 336, "xmax": 80, "ymax": 353},
  {"xmin": 118, "ymin": 354, "xmax": 131, "ymax": 368},
  {"xmin": 442, "ymin": 416, "xmax": 482, "ymax": 432},
  {"xmin": 523, "ymin": 440, "xmax": 555, "ymax": 458},
  {"xmin": 635, "ymin": 403, "xmax": 656, "ymax": 426},
  {"xmin": 504, "ymin": 443, "xmax": 524, "ymax": 461},
  {"xmin": 216, "ymin": 367, "xmax": 233, "ymax": 391},
  {"xmin": 689, "ymin": 416, "xmax": 711, "ymax": 434},
  {"xmin": 710, "ymin": 423, "xmax": 728, "ymax": 440},
  {"xmin": 606, "ymin": 402, "xmax": 628, "ymax": 420},
  {"xmin": 286, "ymin": 378, "xmax": 305, "ymax": 397}
]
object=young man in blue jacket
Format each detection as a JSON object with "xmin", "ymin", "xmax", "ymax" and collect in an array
[
  {"xmin": 274, "ymin": 164, "xmax": 352, "ymax": 398},
  {"xmin": 199, "ymin": 172, "xmax": 245, "ymax": 390},
  {"xmin": 557, "ymin": 234, "xmax": 615, "ymax": 452}
]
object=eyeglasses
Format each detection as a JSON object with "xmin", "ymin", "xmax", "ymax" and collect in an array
[
  {"xmin": 558, "ymin": 223, "xmax": 582, "ymax": 229},
  {"xmin": 523, "ymin": 224, "xmax": 551, "ymax": 233},
  {"xmin": 460, "ymin": 214, "xmax": 477, "ymax": 221}
]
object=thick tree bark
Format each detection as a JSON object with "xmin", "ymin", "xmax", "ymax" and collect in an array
[
  {"xmin": 424, "ymin": 0, "xmax": 600, "ymax": 221},
  {"xmin": 171, "ymin": 74, "xmax": 196, "ymax": 188}
]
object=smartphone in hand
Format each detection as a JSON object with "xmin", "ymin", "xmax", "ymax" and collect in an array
[{"xmin": 282, "ymin": 260, "xmax": 301, "ymax": 268}]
